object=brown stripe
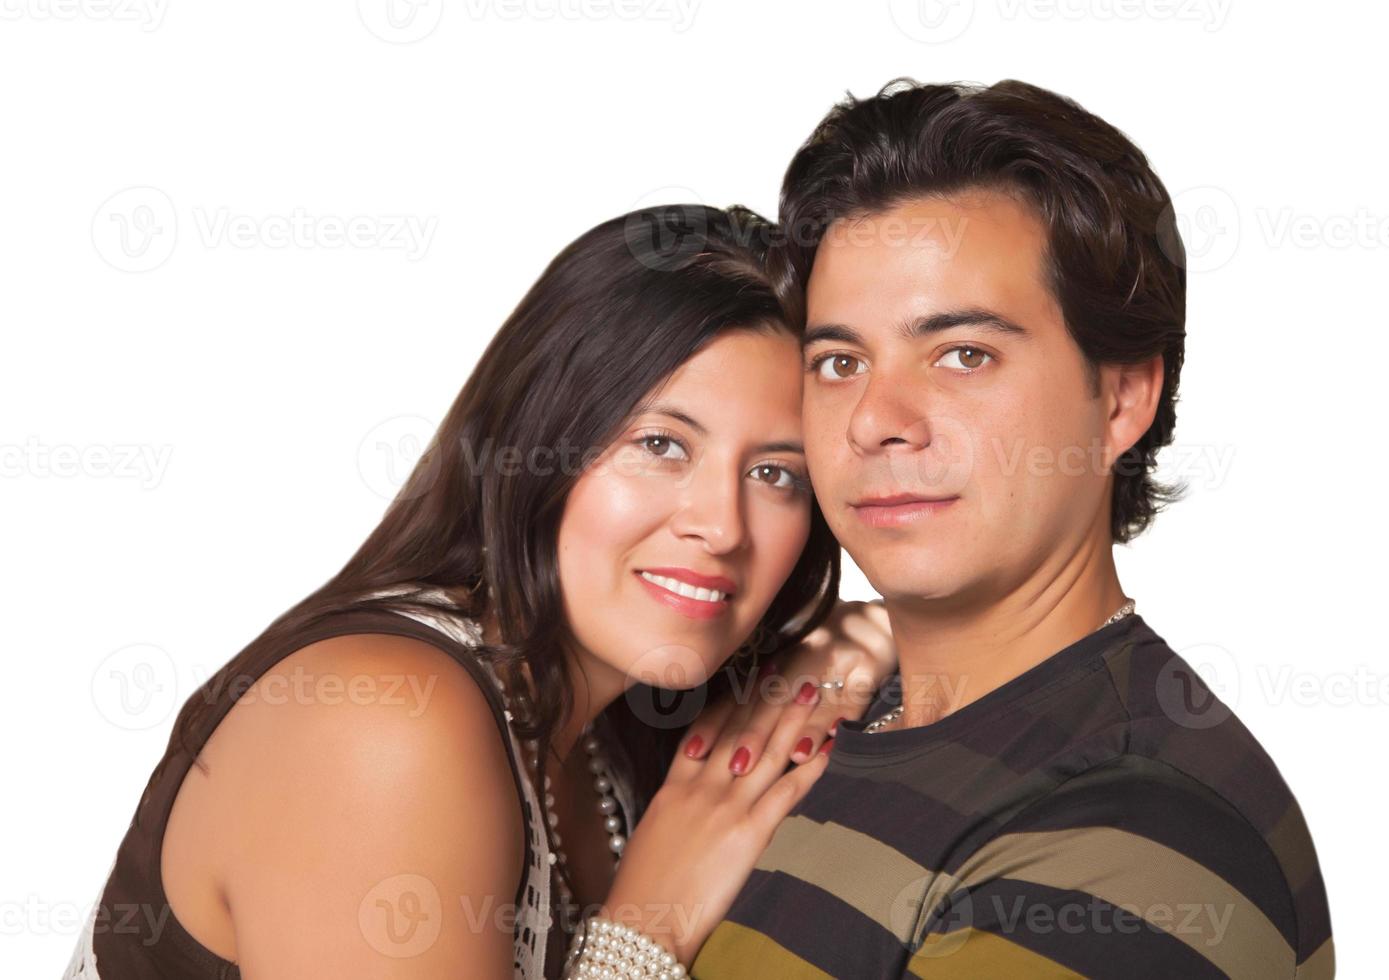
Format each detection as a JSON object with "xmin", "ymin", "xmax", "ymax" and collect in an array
[
  {"xmin": 1296, "ymin": 936, "xmax": 1335, "ymax": 980},
  {"xmin": 1265, "ymin": 799, "xmax": 1318, "ymax": 896},
  {"xmin": 755, "ymin": 815, "xmax": 933, "ymax": 943}
]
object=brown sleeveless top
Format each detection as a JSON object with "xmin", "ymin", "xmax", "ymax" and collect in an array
[{"xmin": 62, "ymin": 599, "xmax": 637, "ymax": 979}]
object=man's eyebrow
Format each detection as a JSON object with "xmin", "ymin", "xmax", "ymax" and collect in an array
[
  {"xmin": 634, "ymin": 402, "xmax": 803, "ymax": 455},
  {"xmin": 802, "ymin": 308, "xmax": 1030, "ymax": 348},
  {"xmin": 904, "ymin": 308, "xmax": 1031, "ymax": 340},
  {"xmin": 801, "ymin": 324, "xmax": 864, "ymax": 349}
]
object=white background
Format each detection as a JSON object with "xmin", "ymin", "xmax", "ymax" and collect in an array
[{"xmin": 3, "ymin": 1, "xmax": 1383, "ymax": 975}]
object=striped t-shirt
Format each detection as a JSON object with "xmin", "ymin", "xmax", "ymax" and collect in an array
[{"xmin": 691, "ymin": 613, "xmax": 1333, "ymax": 979}]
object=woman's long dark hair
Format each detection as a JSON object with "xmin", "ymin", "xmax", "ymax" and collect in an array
[{"xmin": 168, "ymin": 202, "xmax": 841, "ymax": 891}]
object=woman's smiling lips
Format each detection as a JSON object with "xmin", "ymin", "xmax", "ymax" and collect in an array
[
  {"xmin": 634, "ymin": 567, "xmax": 737, "ymax": 621},
  {"xmin": 850, "ymin": 492, "xmax": 960, "ymax": 528}
]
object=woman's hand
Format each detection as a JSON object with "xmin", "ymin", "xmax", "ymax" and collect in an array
[
  {"xmin": 681, "ymin": 598, "xmax": 895, "ymax": 774},
  {"xmin": 594, "ymin": 685, "xmax": 831, "ymax": 966}
]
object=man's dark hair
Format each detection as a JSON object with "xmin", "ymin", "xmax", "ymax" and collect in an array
[{"xmin": 774, "ymin": 78, "xmax": 1188, "ymax": 544}]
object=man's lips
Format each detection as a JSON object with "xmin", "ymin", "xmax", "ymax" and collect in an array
[
  {"xmin": 852, "ymin": 492, "xmax": 957, "ymax": 507},
  {"xmin": 850, "ymin": 493, "xmax": 960, "ymax": 528}
]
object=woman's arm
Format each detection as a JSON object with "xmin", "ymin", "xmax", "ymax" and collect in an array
[{"xmin": 203, "ymin": 633, "xmax": 524, "ymax": 979}]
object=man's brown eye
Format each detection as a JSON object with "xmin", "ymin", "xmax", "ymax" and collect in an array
[
  {"xmin": 939, "ymin": 347, "xmax": 993, "ymax": 371},
  {"xmin": 814, "ymin": 354, "xmax": 865, "ymax": 380}
]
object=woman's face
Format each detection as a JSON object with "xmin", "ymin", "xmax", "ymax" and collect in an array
[{"xmin": 556, "ymin": 326, "xmax": 813, "ymax": 692}]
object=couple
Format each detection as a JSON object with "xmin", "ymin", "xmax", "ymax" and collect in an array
[{"xmin": 67, "ymin": 78, "xmax": 1332, "ymax": 979}]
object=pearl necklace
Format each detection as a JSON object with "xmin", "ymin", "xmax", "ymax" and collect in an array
[
  {"xmin": 492, "ymin": 667, "xmax": 626, "ymax": 929},
  {"xmin": 863, "ymin": 599, "xmax": 1138, "ymax": 734}
]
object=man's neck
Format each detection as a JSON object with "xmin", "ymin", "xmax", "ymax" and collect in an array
[{"xmin": 883, "ymin": 542, "xmax": 1129, "ymax": 730}]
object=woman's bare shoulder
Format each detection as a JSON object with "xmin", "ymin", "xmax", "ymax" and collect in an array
[
  {"xmin": 215, "ymin": 629, "xmax": 524, "ymax": 839},
  {"xmin": 167, "ymin": 631, "xmax": 525, "ymax": 976}
]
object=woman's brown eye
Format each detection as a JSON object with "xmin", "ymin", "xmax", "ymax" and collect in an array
[
  {"xmin": 749, "ymin": 464, "xmax": 796, "ymax": 490},
  {"xmin": 958, "ymin": 348, "xmax": 986, "ymax": 369},
  {"xmin": 639, "ymin": 435, "xmax": 689, "ymax": 461}
]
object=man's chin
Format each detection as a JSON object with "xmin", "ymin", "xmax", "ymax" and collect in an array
[{"xmin": 856, "ymin": 565, "xmax": 954, "ymax": 604}]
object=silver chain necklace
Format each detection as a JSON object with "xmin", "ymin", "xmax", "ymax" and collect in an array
[{"xmin": 863, "ymin": 599, "xmax": 1137, "ymax": 734}]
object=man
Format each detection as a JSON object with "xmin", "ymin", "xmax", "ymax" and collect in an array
[{"xmin": 690, "ymin": 80, "xmax": 1333, "ymax": 978}]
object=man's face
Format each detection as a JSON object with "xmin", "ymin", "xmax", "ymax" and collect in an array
[{"xmin": 801, "ymin": 189, "xmax": 1114, "ymax": 605}]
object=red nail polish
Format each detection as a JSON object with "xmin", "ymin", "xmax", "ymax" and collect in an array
[
  {"xmin": 729, "ymin": 746, "xmax": 751, "ymax": 774},
  {"xmin": 794, "ymin": 737, "xmax": 813, "ymax": 758},
  {"xmin": 819, "ymin": 738, "xmax": 834, "ymax": 755},
  {"xmin": 795, "ymin": 681, "xmax": 817, "ymax": 704},
  {"xmin": 830, "ymin": 716, "xmax": 845, "ymax": 736},
  {"xmin": 683, "ymin": 734, "xmax": 704, "ymax": 758}
]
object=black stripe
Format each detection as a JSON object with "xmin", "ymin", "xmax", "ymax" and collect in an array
[{"xmin": 723, "ymin": 867, "xmax": 911, "ymax": 976}]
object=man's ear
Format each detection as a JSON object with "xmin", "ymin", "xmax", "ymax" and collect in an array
[{"xmin": 1104, "ymin": 353, "xmax": 1165, "ymax": 463}]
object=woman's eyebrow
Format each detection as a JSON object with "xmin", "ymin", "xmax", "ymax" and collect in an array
[
  {"xmin": 636, "ymin": 401, "xmax": 706, "ymax": 434},
  {"xmin": 635, "ymin": 402, "xmax": 804, "ymax": 455}
]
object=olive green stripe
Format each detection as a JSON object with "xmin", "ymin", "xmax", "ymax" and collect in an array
[
  {"xmin": 959, "ymin": 826, "xmax": 1295, "ymax": 978},
  {"xmin": 691, "ymin": 920, "xmax": 835, "ymax": 980},
  {"xmin": 905, "ymin": 928, "xmax": 1086, "ymax": 978}
]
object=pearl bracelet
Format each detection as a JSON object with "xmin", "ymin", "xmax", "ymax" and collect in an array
[{"xmin": 563, "ymin": 915, "xmax": 689, "ymax": 979}]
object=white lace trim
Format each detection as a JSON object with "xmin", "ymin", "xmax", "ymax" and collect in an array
[
  {"xmin": 61, "ymin": 856, "xmax": 116, "ymax": 979},
  {"xmin": 382, "ymin": 587, "xmax": 638, "ymax": 979}
]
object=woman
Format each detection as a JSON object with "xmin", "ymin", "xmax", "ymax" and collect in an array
[{"xmin": 63, "ymin": 204, "xmax": 896, "ymax": 979}]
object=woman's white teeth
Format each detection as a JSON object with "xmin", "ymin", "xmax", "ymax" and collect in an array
[{"xmin": 639, "ymin": 571, "xmax": 725, "ymax": 603}]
